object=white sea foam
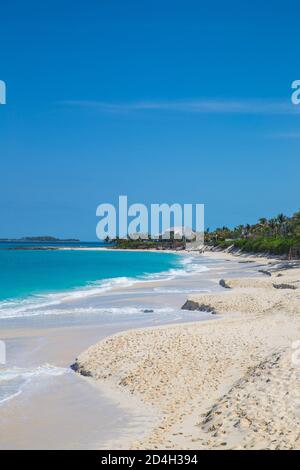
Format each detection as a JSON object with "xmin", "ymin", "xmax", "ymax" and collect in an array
[
  {"xmin": 0, "ymin": 305, "xmax": 175, "ymax": 319},
  {"xmin": 0, "ymin": 364, "xmax": 70, "ymax": 405},
  {"xmin": 0, "ymin": 277, "xmax": 137, "ymax": 319}
]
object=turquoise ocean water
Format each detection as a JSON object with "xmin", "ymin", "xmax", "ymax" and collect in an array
[{"xmin": 0, "ymin": 246, "xmax": 182, "ymax": 317}]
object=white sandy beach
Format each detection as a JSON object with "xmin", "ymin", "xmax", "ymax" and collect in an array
[
  {"xmin": 74, "ymin": 251, "xmax": 300, "ymax": 450},
  {"xmin": 1, "ymin": 250, "xmax": 299, "ymax": 449}
]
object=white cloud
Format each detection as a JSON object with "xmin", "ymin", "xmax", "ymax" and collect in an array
[{"xmin": 60, "ymin": 99, "xmax": 300, "ymax": 115}]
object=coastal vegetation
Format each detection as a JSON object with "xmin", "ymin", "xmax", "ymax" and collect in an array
[
  {"xmin": 205, "ymin": 210, "xmax": 300, "ymax": 257},
  {"xmin": 20, "ymin": 236, "xmax": 80, "ymax": 242},
  {"xmin": 107, "ymin": 233, "xmax": 186, "ymax": 250},
  {"xmin": 107, "ymin": 211, "xmax": 300, "ymax": 258}
]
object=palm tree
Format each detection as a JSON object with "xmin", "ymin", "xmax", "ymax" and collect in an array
[
  {"xmin": 256, "ymin": 218, "xmax": 268, "ymax": 236},
  {"xmin": 258, "ymin": 217, "xmax": 267, "ymax": 225},
  {"xmin": 268, "ymin": 218, "xmax": 277, "ymax": 236},
  {"xmin": 276, "ymin": 213, "xmax": 288, "ymax": 236},
  {"xmin": 244, "ymin": 224, "xmax": 252, "ymax": 237}
]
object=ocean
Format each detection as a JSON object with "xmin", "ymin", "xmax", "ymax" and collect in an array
[{"xmin": 0, "ymin": 245, "xmax": 184, "ymax": 319}]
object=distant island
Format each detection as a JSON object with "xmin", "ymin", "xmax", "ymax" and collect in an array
[{"xmin": 0, "ymin": 236, "xmax": 80, "ymax": 242}]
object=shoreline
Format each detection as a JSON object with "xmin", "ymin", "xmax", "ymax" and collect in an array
[
  {"xmin": 2, "ymin": 250, "xmax": 298, "ymax": 449},
  {"xmin": 201, "ymin": 247, "xmax": 294, "ymax": 263},
  {"xmin": 74, "ymin": 255, "xmax": 300, "ymax": 450},
  {"xmin": 6, "ymin": 242, "xmax": 298, "ymax": 264},
  {"xmin": 0, "ymin": 251, "xmax": 225, "ymax": 449}
]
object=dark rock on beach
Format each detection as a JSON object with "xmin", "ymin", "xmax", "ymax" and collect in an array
[
  {"xmin": 258, "ymin": 269, "xmax": 272, "ymax": 276},
  {"xmin": 181, "ymin": 299, "xmax": 216, "ymax": 314},
  {"xmin": 219, "ymin": 279, "xmax": 231, "ymax": 289}
]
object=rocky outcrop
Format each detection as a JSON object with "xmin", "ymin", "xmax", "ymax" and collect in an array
[
  {"xmin": 273, "ymin": 283, "xmax": 297, "ymax": 290},
  {"xmin": 219, "ymin": 279, "xmax": 231, "ymax": 289},
  {"xmin": 181, "ymin": 299, "xmax": 217, "ymax": 314}
]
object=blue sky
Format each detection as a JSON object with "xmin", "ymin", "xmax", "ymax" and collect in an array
[{"xmin": 0, "ymin": 0, "xmax": 299, "ymax": 239}]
